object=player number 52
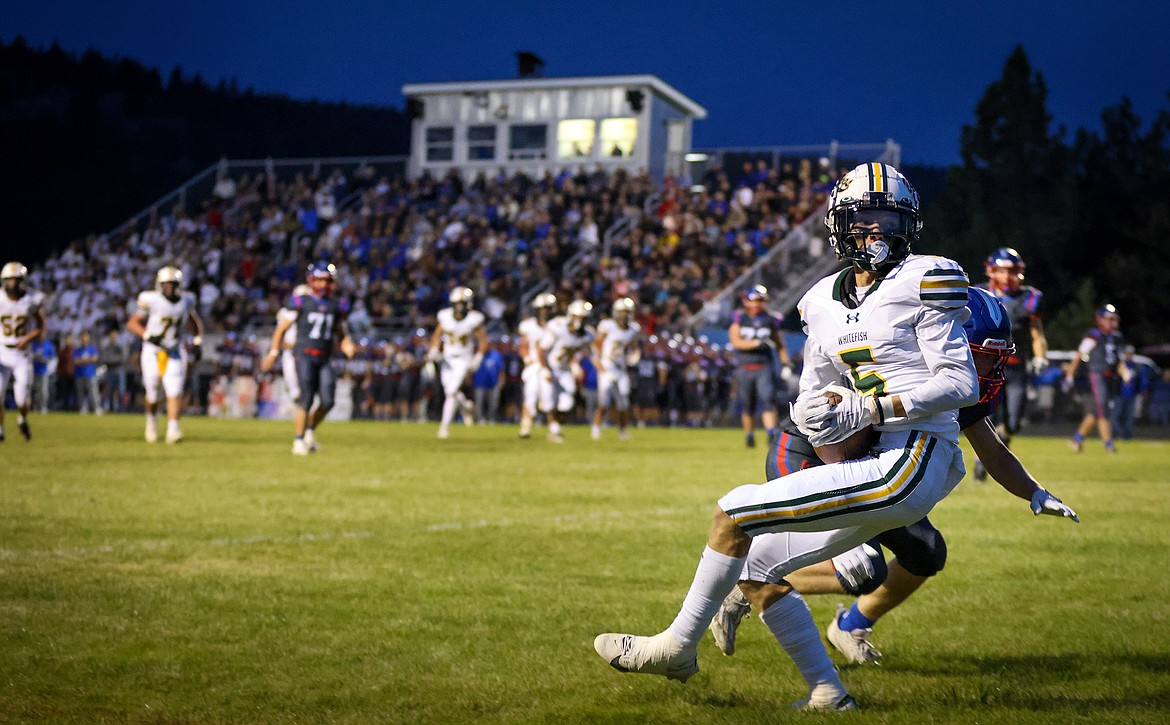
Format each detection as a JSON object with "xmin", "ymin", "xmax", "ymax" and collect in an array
[{"xmin": 0, "ymin": 314, "xmax": 28, "ymax": 338}]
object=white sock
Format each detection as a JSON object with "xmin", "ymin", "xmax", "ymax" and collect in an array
[
  {"xmin": 146, "ymin": 414, "xmax": 157, "ymax": 427},
  {"xmin": 17, "ymin": 414, "xmax": 26, "ymax": 425},
  {"xmin": 668, "ymin": 546, "xmax": 747, "ymax": 646},
  {"xmin": 167, "ymin": 419, "xmax": 180, "ymax": 433},
  {"xmin": 441, "ymin": 397, "xmax": 458, "ymax": 426},
  {"xmin": 760, "ymin": 592, "xmax": 845, "ymax": 698},
  {"xmin": 549, "ymin": 420, "xmax": 562, "ymax": 435}
]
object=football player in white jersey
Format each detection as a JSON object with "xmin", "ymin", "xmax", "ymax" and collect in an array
[
  {"xmin": 429, "ymin": 286, "xmax": 488, "ymax": 439},
  {"xmin": 126, "ymin": 266, "xmax": 204, "ymax": 444},
  {"xmin": 594, "ymin": 163, "xmax": 978, "ymax": 711},
  {"xmin": 592, "ymin": 297, "xmax": 641, "ymax": 440},
  {"xmin": 0, "ymin": 262, "xmax": 46, "ymax": 441},
  {"xmin": 277, "ymin": 284, "xmax": 312, "ymax": 403},
  {"xmin": 538, "ymin": 299, "xmax": 594, "ymax": 443},
  {"xmin": 517, "ymin": 293, "xmax": 556, "ymax": 439}
]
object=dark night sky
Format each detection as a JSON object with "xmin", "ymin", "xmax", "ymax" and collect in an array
[{"xmin": 3, "ymin": 1, "xmax": 1169, "ymax": 165}]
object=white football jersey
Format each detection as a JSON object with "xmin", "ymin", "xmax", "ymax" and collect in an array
[
  {"xmin": 278, "ymin": 307, "xmax": 298, "ymax": 346},
  {"xmin": 596, "ymin": 318, "xmax": 641, "ymax": 371},
  {"xmin": 0, "ymin": 289, "xmax": 45, "ymax": 347},
  {"xmin": 136, "ymin": 290, "xmax": 196, "ymax": 348},
  {"xmin": 540, "ymin": 316, "xmax": 595, "ymax": 371},
  {"xmin": 436, "ymin": 307, "xmax": 485, "ymax": 359},
  {"xmin": 796, "ymin": 254, "xmax": 976, "ymax": 442},
  {"xmin": 517, "ymin": 316, "xmax": 546, "ymax": 366}
]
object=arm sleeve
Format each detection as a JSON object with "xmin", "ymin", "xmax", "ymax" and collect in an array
[
  {"xmin": 899, "ymin": 305, "xmax": 979, "ymax": 419},
  {"xmin": 1077, "ymin": 334, "xmax": 1096, "ymax": 360}
]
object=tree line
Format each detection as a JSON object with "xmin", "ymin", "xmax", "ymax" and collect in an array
[
  {"xmin": 927, "ymin": 46, "xmax": 1170, "ymax": 348},
  {"xmin": 0, "ymin": 37, "xmax": 409, "ymax": 265}
]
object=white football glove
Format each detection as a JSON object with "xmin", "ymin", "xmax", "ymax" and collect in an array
[
  {"xmin": 831, "ymin": 543, "xmax": 884, "ymax": 593},
  {"xmin": 1029, "ymin": 356, "xmax": 1048, "ymax": 376},
  {"xmin": 470, "ymin": 352, "xmax": 484, "ymax": 372},
  {"xmin": 806, "ymin": 387, "xmax": 877, "ymax": 447},
  {"xmin": 426, "ymin": 347, "xmax": 441, "ymax": 364},
  {"xmin": 1030, "ymin": 489, "xmax": 1080, "ymax": 522},
  {"xmin": 790, "ymin": 390, "xmax": 834, "ymax": 437}
]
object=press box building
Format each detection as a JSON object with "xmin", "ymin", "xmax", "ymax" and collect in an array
[{"xmin": 401, "ymin": 75, "xmax": 707, "ymax": 181}]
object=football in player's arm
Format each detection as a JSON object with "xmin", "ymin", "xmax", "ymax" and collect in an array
[
  {"xmin": 710, "ymin": 286, "xmax": 1078, "ymax": 666},
  {"xmin": 594, "ymin": 163, "xmax": 977, "ymax": 711}
]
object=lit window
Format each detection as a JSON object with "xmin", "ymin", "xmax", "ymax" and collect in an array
[
  {"xmin": 508, "ymin": 124, "xmax": 548, "ymax": 160},
  {"xmin": 467, "ymin": 125, "xmax": 496, "ymax": 161},
  {"xmin": 425, "ymin": 126, "xmax": 454, "ymax": 162},
  {"xmin": 600, "ymin": 118, "xmax": 637, "ymax": 158},
  {"xmin": 557, "ymin": 119, "xmax": 595, "ymax": 159}
]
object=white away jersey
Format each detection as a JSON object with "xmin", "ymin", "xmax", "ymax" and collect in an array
[
  {"xmin": 540, "ymin": 316, "xmax": 595, "ymax": 371},
  {"xmin": 0, "ymin": 290, "xmax": 45, "ymax": 347},
  {"xmin": 436, "ymin": 307, "xmax": 485, "ymax": 358},
  {"xmin": 278, "ymin": 307, "xmax": 298, "ymax": 347},
  {"xmin": 596, "ymin": 318, "xmax": 642, "ymax": 371},
  {"xmin": 796, "ymin": 254, "xmax": 977, "ymax": 442},
  {"xmin": 136, "ymin": 290, "xmax": 196, "ymax": 348},
  {"xmin": 517, "ymin": 316, "xmax": 546, "ymax": 366}
]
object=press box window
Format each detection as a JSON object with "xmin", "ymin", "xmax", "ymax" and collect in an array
[
  {"xmin": 601, "ymin": 118, "xmax": 637, "ymax": 158},
  {"xmin": 425, "ymin": 126, "xmax": 454, "ymax": 162},
  {"xmin": 467, "ymin": 125, "xmax": 496, "ymax": 161},
  {"xmin": 508, "ymin": 124, "xmax": 548, "ymax": 160},
  {"xmin": 557, "ymin": 119, "xmax": 595, "ymax": 159}
]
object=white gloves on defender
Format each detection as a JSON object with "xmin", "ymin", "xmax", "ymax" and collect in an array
[
  {"xmin": 792, "ymin": 384, "xmax": 878, "ymax": 447},
  {"xmin": 1030, "ymin": 489, "xmax": 1080, "ymax": 522},
  {"xmin": 831, "ymin": 543, "xmax": 883, "ymax": 592}
]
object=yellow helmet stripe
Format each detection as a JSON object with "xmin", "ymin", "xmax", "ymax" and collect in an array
[{"xmin": 869, "ymin": 162, "xmax": 885, "ymax": 193}]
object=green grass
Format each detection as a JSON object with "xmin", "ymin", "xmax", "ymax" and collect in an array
[{"xmin": 2, "ymin": 414, "xmax": 1169, "ymax": 723}]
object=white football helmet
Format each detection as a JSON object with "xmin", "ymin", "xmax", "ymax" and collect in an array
[
  {"xmin": 156, "ymin": 266, "xmax": 183, "ymax": 290},
  {"xmin": 824, "ymin": 162, "xmax": 921, "ymax": 272},
  {"xmin": 2, "ymin": 261, "xmax": 27, "ymax": 295},
  {"xmin": 611, "ymin": 297, "xmax": 635, "ymax": 324},
  {"xmin": 567, "ymin": 300, "xmax": 592, "ymax": 331},
  {"xmin": 533, "ymin": 292, "xmax": 557, "ymax": 321}
]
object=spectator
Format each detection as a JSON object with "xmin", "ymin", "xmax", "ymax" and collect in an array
[
  {"xmin": 32, "ymin": 336, "xmax": 57, "ymax": 413},
  {"xmin": 1112, "ymin": 346, "xmax": 1149, "ymax": 439},
  {"xmin": 472, "ymin": 339, "xmax": 505, "ymax": 424},
  {"xmin": 72, "ymin": 330, "xmax": 100, "ymax": 414}
]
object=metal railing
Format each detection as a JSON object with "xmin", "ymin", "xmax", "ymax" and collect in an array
[
  {"xmin": 684, "ymin": 141, "xmax": 901, "ymax": 333},
  {"xmin": 102, "ymin": 155, "xmax": 409, "ymax": 243}
]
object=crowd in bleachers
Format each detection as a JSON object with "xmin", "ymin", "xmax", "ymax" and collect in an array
[
  {"xmin": 20, "ymin": 155, "xmax": 830, "ymax": 401},
  {"xmin": 16, "ymin": 154, "xmax": 1170, "ymax": 432}
]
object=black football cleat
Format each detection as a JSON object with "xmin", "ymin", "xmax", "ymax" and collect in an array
[{"xmin": 19, "ymin": 420, "xmax": 31, "ymax": 440}]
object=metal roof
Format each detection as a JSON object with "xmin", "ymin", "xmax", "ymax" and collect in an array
[{"xmin": 402, "ymin": 74, "xmax": 707, "ymax": 119}]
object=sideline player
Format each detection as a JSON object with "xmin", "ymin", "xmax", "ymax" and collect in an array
[
  {"xmin": 262, "ymin": 263, "xmax": 354, "ymax": 455},
  {"xmin": 518, "ymin": 293, "xmax": 556, "ymax": 439},
  {"xmin": 277, "ymin": 283, "xmax": 312, "ymax": 404},
  {"xmin": 728, "ymin": 285, "xmax": 789, "ymax": 448},
  {"xmin": 126, "ymin": 266, "xmax": 204, "ymax": 444},
  {"xmin": 592, "ymin": 297, "xmax": 641, "ymax": 440},
  {"xmin": 709, "ymin": 287, "xmax": 1079, "ymax": 666},
  {"xmin": 539, "ymin": 300, "xmax": 594, "ymax": 443},
  {"xmin": 0, "ymin": 262, "xmax": 45, "ymax": 441},
  {"xmin": 973, "ymin": 247, "xmax": 1048, "ymax": 478},
  {"xmin": 1064, "ymin": 304, "xmax": 1129, "ymax": 453},
  {"xmin": 428, "ymin": 286, "xmax": 488, "ymax": 439},
  {"xmin": 594, "ymin": 162, "xmax": 977, "ymax": 711}
]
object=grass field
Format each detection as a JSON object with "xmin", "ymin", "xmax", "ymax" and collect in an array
[{"xmin": 2, "ymin": 414, "xmax": 1169, "ymax": 724}]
